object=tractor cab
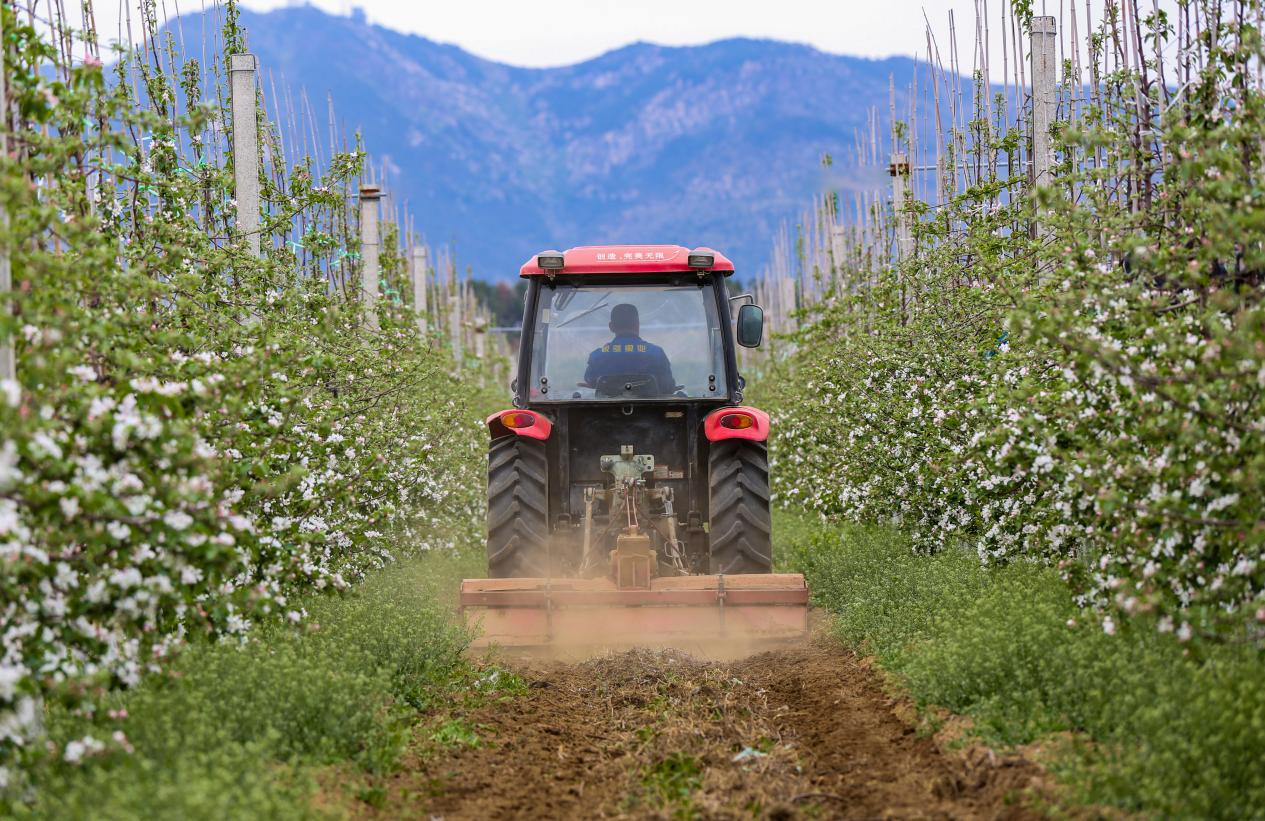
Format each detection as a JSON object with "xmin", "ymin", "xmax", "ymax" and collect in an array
[
  {"xmin": 466, "ymin": 246, "xmax": 807, "ymax": 651},
  {"xmin": 515, "ymin": 246, "xmax": 764, "ymax": 402}
]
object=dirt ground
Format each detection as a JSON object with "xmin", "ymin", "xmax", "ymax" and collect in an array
[{"xmin": 353, "ymin": 634, "xmax": 1044, "ymax": 820}]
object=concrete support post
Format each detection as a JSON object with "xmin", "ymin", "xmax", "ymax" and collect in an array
[
  {"xmin": 358, "ymin": 185, "xmax": 382, "ymax": 331},
  {"xmin": 1030, "ymin": 16, "xmax": 1058, "ymax": 190},
  {"xmin": 889, "ymin": 152, "xmax": 913, "ymax": 260},
  {"xmin": 463, "ymin": 280, "xmax": 474, "ymax": 353},
  {"xmin": 229, "ymin": 54, "xmax": 261, "ymax": 257},
  {"xmin": 828, "ymin": 224, "xmax": 846, "ymax": 290},
  {"xmin": 410, "ymin": 244, "xmax": 428, "ymax": 337},
  {"xmin": 0, "ymin": 8, "xmax": 13, "ymax": 381},
  {"xmin": 889, "ymin": 151, "xmax": 912, "ymax": 322},
  {"xmin": 449, "ymin": 286, "xmax": 462, "ymax": 364}
]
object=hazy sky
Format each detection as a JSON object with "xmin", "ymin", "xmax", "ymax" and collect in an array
[
  {"xmin": 87, "ymin": 0, "xmax": 1151, "ymax": 79},
  {"xmin": 239, "ymin": 0, "xmax": 1005, "ymax": 67}
]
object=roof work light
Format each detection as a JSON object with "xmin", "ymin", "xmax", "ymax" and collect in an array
[
  {"xmin": 687, "ymin": 249, "xmax": 714, "ymax": 269},
  {"xmin": 537, "ymin": 251, "xmax": 565, "ymax": 270}
]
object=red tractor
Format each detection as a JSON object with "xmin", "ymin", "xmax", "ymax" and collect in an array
[{"xmin": 462, "ymin": 245, "xmax": 807, "ymax": 649}]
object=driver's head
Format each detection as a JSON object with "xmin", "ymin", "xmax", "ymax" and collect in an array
[{"xmin": 609, "ymin": 303, "xmax": 639, "ymax": 336}]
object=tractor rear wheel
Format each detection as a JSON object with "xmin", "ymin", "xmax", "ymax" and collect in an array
[
  {"xmin": 707, "ymin": 439, "xmax": 773, "ymax": 574},
  {"xmin": 487, "ymin": 435, "xmax": 550, "ymax": 577}
]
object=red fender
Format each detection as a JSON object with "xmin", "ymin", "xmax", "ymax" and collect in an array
[
  {"xmin": 703, "ymin": 406, "xmax": 770, "ymax": 443},
  {"xmin": 486, "ymin": 408, "xmax": 552, "ymax": 441}
]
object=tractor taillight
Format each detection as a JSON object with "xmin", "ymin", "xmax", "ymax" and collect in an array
[
  {"xmin": 719, "ymin": 412, "xmax": 754, "ymax": 430},
  {"xmin": 502, "ymin": 412, "xmax": 535, "ymax": 428},
  {"xmin": 537, "ymin": 251, "xmax": 565, "ymax": 270}
]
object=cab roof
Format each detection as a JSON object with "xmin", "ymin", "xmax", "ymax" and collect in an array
[{"xmin": 519, "ymin": 245, "xmax": 735, "ymax": 278}]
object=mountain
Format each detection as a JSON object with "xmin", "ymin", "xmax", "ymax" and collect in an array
[{"xmin": 187, "ymin": 6, "xmax": 924, "ymax": 279}]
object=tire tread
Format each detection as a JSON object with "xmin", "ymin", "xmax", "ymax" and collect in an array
[
  {"xmin": 707, "ymin": 439, "xmax": 773, "ymax": 574},
  {"xmin": 487, "ymin": 436, "xmax": 550, "ymax": 577}
]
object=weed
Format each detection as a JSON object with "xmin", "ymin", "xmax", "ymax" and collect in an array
[
  {"xmin": 428, "ymin": 719, "xmax": 482, "ymax": 749},
  {"xmin": 356, "ymin": 783, "xmax": 389, "ymax": 809},
  {"xmin": 642, "ymin": 752, "xmax": 705, "ymax": 811},
  {"xmin": 753, "ymin": 736, "xmax": 777, "ymax": 754},
  {"xmin": 466, "ymin": 665, "xmax": 529, "ymax": 703},
  {"xmin": 647, "ymin": 693, "xmax": 674, "ymax": 716}
]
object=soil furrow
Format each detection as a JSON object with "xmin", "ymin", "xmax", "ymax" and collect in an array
[{"xmin": 360, "ymin": 638, "xmax": 1042, "ymax": 819}]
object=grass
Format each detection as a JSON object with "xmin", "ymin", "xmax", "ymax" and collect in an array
[
  {"xmin": 775, "ymin": 509, "xmax": 1265, "ymax": 819},
  {"xmin": 626, "ymin": 751, "xmax": 705, "ymax": 819},
  {"xmin": 644, "ymin": 751, "xmax": 705, "ymax": 798},
  {"xmin": 428, "ymin": 717, "xmax": 483, "ymax": 749},
  {"xmin": 11, "ymin": 548, "xmax": 487, "ymax": 820}
]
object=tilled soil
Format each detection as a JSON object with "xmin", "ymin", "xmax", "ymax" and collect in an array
[{"xmin": 355, "ymin": 637, "xmax": 1042, "ymax": 820}]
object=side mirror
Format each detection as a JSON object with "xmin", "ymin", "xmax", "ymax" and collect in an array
[{"xmin": 736, "ymin": 304, "xmax": 764, "ymax": 348}]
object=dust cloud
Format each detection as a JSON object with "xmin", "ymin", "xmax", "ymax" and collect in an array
[{"xmin": 470, "ymin": 604, "xmax": 808, "ymax": 664}]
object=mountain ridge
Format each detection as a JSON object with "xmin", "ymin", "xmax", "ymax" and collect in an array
[{"xmin": 191, "ymin": 6, "xmax": 923, "ymax": 278}]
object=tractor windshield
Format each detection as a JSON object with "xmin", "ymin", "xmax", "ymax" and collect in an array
[{"xmin": 528, "ymin": 282, "xmax": 728, "ymax": 401}]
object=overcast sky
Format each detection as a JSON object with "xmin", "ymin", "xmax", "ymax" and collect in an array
[
  {"xmin": 238, "ymin": 0, "xmax": 1018, "ymax": 67},
  {"xmin": 85, "ymin": 0, "xmax": 1156, "ymax": 80}
]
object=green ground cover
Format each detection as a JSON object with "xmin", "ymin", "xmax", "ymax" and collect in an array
[
  {"xmin": 777, "ymin": 510, "xmax": 1265, "ymax": 819},
  {"xmin": 18, "ymin": 503, "xmax": 1262, "ymax": 821},
  {"xmin": 10, "ymin": 548, "xmax": 490, "ymax": 820}
]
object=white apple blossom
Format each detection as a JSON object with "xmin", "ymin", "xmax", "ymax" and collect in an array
[
  {"xmin": 58, "ymin": 497, "xmax": 80, "ymax": 519},
  {"xmin": 0, "ymin": 668, "xmax": 21, "ymax": 701},
  {"xmin": 162, "ymin": 510, "xmax": 193, "ymax": 531},
  {"xmin": 62, "ymin": 735, "xmax": 104, "ymax": 764}
]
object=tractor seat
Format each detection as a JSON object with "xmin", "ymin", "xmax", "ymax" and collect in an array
[{"xmin": 593, "ymin": 373, "xmax": 661, "ymax": 399}]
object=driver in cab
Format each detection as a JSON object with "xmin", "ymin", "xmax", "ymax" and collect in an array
[{"xmin": 584, "ymin": 303, "xmax": 676, "ymax": 396}]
